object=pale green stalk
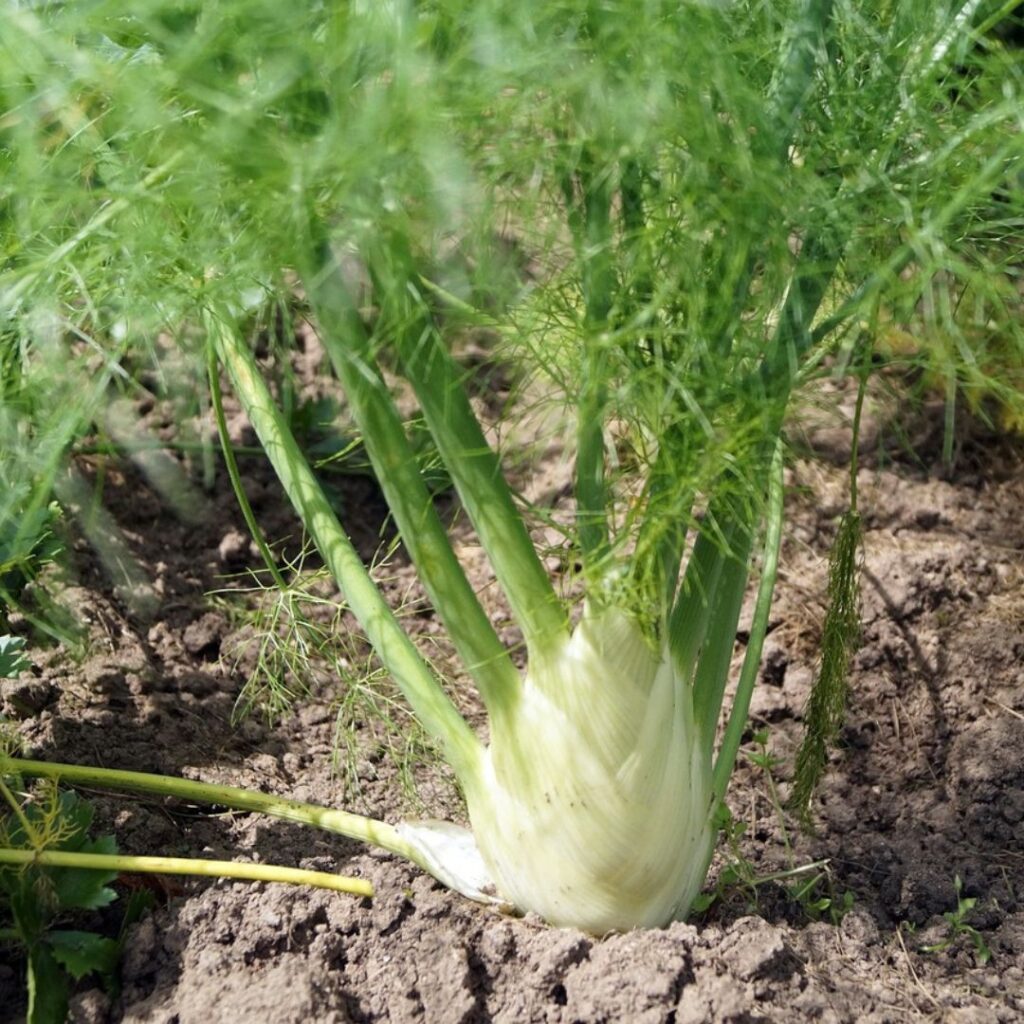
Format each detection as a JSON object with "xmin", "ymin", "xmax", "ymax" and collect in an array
[
  {"xmin": 569, "ymin": 160, "xmax": 615, "ymax": 570},
  {"xmin": 2, "ymin": 756, "xmax": 418, "ymax": 870},
  {"xmin": 689, "ymin": 528, "xmax": 755, "ymax": 753},
  {"xmin": 675, "ymin": 441, "xmax": 786, "ymax": 891},
  {"xmin": 300, "ymin": 260, "xmax": 525, "ymax": 706},
  {"xmin": 711, "ymin": 441, "xmax": 786, "ymax": 803},
  {"xmin": 391, "ymin": 322, "xmax": 569, "ymax": 664},
  {"xmin": 206, "ymin": 310, "xmax": 481, "ymax": 777},
  {"xmin": 0, "ymin": 848, "xmax": 373, "ymax": 897},
  {"xmin": 306, "ymin": 251, "xmax": 567, "ymax": 669},
  {"xmin": 668, "ymin": 518, "xmax": 743, "ymax": 686}
]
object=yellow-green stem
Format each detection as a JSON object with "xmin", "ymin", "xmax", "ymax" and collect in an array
[
  {"xmin": 711, "ymin": 440, "xmax": 787, "ymax": 803},
  {"xmin": 0, "ymin": 848, "xmax": 372, "ymax": 897},
  {"xmin": 303, "ymin": 254, "xmax": 524, "ymax": 709},
  {"xmin": 2, "ymin": 757, "xmax": 423, "ymax": 875},
  {"xmin": 205, "ymin": 310, "xmax": 481, "ymax": 778}
]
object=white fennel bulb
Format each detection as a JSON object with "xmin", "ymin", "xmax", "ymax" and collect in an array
[{"xmin": 464, "ymin": 604, "xmax": 714, "ymax": 933}]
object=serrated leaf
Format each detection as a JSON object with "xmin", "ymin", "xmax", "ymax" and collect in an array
[
  {"xmin": 47, "ymin": 929, "xmax": 120, "ymax": 980},
  {"xmin": 27, "ymin": 944, "xmax": 69, "ymax": 1024},
  {"xmin": 52, "ymin": 834, "xmax": 119, "ymax": 911}
]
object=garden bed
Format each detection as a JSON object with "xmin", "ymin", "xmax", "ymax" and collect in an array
[{"xmin": 2, "ymin": 389, "xmax": 1022, "ymax": 1023}]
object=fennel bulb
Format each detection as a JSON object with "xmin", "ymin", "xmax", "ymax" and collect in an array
[{"xmin": 465, "ymin": 605, "xmax": 714, "ymax": 933}]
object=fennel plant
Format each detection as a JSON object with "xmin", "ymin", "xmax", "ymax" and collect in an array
[{"xmin": 2, "ymin": 1, "xmax": 1023, "ymax": 932}]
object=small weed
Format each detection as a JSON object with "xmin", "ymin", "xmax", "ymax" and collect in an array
[
  {"xmin": 0, "ymin": 504, "xmax": 63, "ymax": 604},
  {"xmin": 0, "ymin": 771, "xmax": 144, "ymax": 1024},
  {"xmin": 696, "ymin": 730, "xmax": 855, "ymax": 924},
  {"xmin": 921, "ymin": 875, "xmax": 993, "ymax": 966},
  {"xmin": 695, "ymin": 803, "xmax": 854, "ymax": 925}
]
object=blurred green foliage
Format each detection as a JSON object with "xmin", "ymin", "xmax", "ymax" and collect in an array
[{"xmin": 0, "ymin": 0, "xmax": 1021, "ymax": 612}]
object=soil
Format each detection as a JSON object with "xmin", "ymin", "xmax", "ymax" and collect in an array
[{"xmin": 2, "ymin": 364, "xmax": 1023, "ymax": 1024}]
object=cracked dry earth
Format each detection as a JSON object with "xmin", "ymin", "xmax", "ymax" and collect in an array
[{"xmin": 2, "ymin": 387, "xmax": 1023, "ymax": 1023}]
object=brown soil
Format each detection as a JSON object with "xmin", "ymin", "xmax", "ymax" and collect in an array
[{"xmin": 2, "ymin": 378, "xmax": 1023, "ymax": 1024}]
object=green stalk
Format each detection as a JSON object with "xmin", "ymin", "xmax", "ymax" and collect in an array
[
  {"xmin": 685, "ymin": 442, "xmax": 786, "ymax": 899},
  {"xmin": 393, "ymin": 323, "xmax": 569, "ymax": 664},
  {"xmin": 0, "ymin": 848, "xmax": 373, "ymax": 897},
  {"xmin": 573, "ymin": 214, "xmax": 610, "ymax": 569},
  {"xmin": 619, "ymin": 158, "xmax": 653, "ymax": 320},
  {"xmin": 299, "ymin": 268, "xmax": 516, "ymax": 700},
  {"xmin": 628, "ymin": 416, "xmax": 696, "ymax": 618},
  {"xmin": 680, "ymin": 225, "xmax": 836, "ymax": 683},
  {"xmin": 575, "ymin": 345, "xmax": 610, "ymax": 569},
  {"xmin": 306, "ymin": 250, "xmax": 566, "ymax": 668},
  {"xmin": 206, "ymin": 346, "xmax": 289, "ymax": 592},
  {"xmin": 848, "ymin": 364, "xmax": 867, "ymax": 514},
  {"xmin": 2, "ymin": 756, "xmax": 422, "ymax": 874},
  {"xmin": 618, "ymin": 157, "xmax": 692, "ymax": 614},
  {"xmin": 205, "ymin": 310, "xmax": 481, "ymax": 778},
  {"xmin": 631, "ymin": 0, "xmax": 835, "ymax": 617},
  {"xmin": 302, "ymin": 267, "xmax": 524, "ymax": 702},
  {"xmin": 711, "ymin": 440, "xmax": 786, "ymax": 803},
  {"xmin": 648, "ymin": 488, "xmax": 693, "ymax": 619},
  {"xmin": 766, "ymin": 0, "xmax": 836, "ymax": 160},
  {"xmin": 689, "ymin": 520, "xmax": 755, "ymax": 754},
  {"xmin": 565, "ymin": 154, "xmax": 615, "ymax": 571},
  {"xmin": 668, "ymin": 516, "xmax": 743, "ymax": 686}
]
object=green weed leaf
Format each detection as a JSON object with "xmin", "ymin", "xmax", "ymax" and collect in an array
[
  {"xmin": 0, "ymin": 635, "xmax": 29, "ymax": 678},
  {"xmin": 47, "ymin": 929, "xmax": 121, "ymax": 980},
  {"xmin": 51, "ymin": 834, "xmax": 120, "ymax": 911}
]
